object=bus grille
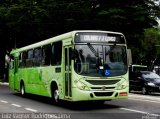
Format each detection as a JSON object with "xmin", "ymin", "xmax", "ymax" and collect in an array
[
  {"xmin": 85, "ymin": 79, "xmax": 120, "ymax": 85},
  {"xmin": 94, "ymin": 92, "xmax": 113, "ymax": 97},
  {"xmin": 91, "ymin": 87, "xmax": 115, "ymax": 90}
]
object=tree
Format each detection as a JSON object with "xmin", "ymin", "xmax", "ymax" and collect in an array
[
  {"xmin": 0, "ymin": 0, "xmax": 159, "ymax": 48},
  {"xmin": 0, "ymin": 0, "xmax": 160, "ymax": 77},
  {"xmin": 141, "ymin": 28, "xmax": 160, "ymax": 70}
]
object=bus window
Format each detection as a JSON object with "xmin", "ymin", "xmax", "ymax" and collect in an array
[
  {"xmin": 42, "ymin": 44, "xmax": 52, "ymax": 66},
  {"xmin": 9, "ymin": 55, "xmax": 14, "ymax": 69},
  {"xmin": 26, "ymin": 50, "xmax": 33, "ymax": 67},
  {"xmin": 69, "ymin": 48, "xmax": 72, "ymax": 68},
  {"xmin": 21, "ymin": 51, "xmax": 27, "ymax": 67},
  {"xmin": 51, "ymin": 45, "xmax": 55, "ymax": 65},
  {"xmin": 19, "ymin": 53, "xmax": 23, "ymax": 68},
  {"xmin": 33, "ymin": 47, "xmax": 42, "ymax": 67},
  {"xmin": 51, "ymin": 41, "xmax": 62, "ymax": 65}
]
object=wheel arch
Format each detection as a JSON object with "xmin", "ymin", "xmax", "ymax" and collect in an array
[
  {"xmin": 50, "ymin": 81, "xmax": 58, "ymax": 96},
  {"xmin": 20, "ymin": 79, "xmax": 25, "ymax": 91}
]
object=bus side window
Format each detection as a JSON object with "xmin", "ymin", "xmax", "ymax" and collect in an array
[
  {"xmin": 22, "ymin": 51, "xmax": 27, "ymax": 67},
  {"xmin": 33, "ymin": 47, "xmax": 42, "ymax": 67},
  {"xmin": 9, "ymin": 55, "xmax": 14, "ymax": 69},
  {"xmin": 42, "ymin": 44, "xmax": 51, "ymax": 66},
  {"xmin": 26, "ymin": 50, "xmax": 33, "ymax": 67},
  {"xmin": 19, "ymin": 53, "xmax": 23, "ymax": 68},
  {"xmin": 51, "ymin": 41, "xmax": 62, "ymax": 65},
  {"xmin": 51, "ymin": 45, "xmax": 55, "ymax": 65}
]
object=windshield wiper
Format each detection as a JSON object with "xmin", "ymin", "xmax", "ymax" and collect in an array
[{"xmin": 87, "ymin": 43, "xmax": 99, "ymax": 57}]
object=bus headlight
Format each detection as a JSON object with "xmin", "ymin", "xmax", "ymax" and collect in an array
[
  {"xmin": 75, "ymin": 81, "xmax": 90, "ymax": 91},
  {"xmin": 116, "ymin": 80, "xmax": 129, "ymax": 90}
]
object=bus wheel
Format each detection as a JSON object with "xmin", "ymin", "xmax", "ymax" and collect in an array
[
  {"xmin": 20, "ymin": 83, "xmax": 25, "ymax": 96},
  {"xmin": 52, "ymin": 88, "xmax": 60, "ymax": 104}
]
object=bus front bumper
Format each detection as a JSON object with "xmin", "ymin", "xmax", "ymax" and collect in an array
[{"xmin": 71, "ymin": 87, "xmax": 128, "ymax": 101}]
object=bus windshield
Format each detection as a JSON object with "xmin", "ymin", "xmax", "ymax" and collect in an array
[{"xmin": 74, "ymin": 44, "xmax": 127, "ymax": 77}]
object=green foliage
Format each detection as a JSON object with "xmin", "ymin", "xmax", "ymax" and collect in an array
[
  {"xmin": 0, "ymin": 0, "xmax": 160, "ymax": 65},
  {"xmin": 141, "ymin": 28, "xmax": 160, "ymax": 69}
]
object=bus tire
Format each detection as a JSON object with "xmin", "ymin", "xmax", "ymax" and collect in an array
[
  {"xmin": 20, "ymin": 82, "xmax": 25, "ymax": 97},
  {"xmin": 51, "ymin": 84, "xmax": 60, "ymax": 105}
]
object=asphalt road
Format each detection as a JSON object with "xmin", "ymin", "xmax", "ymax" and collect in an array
[{"xmin": 0, "ymin": 84, "xmax": 160, "ymax": 119}]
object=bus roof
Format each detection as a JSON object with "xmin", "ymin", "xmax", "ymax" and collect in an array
[{"xmin": 10, "ymin": 30, "xmax": 125, "ymax": 55}]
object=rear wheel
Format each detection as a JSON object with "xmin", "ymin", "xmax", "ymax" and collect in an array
[
  {"xmin": 51, "ymin": 87, "xmax": 60, "ymax": 105},
  {"xmin": 53, "ymin": 89, "xmax": 59, "ymax": 103},
  {"xmin": 20, "ymin": 83, "xmax": 25, "ymax": 96}
]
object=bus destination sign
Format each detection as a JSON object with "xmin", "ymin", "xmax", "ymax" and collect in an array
[
  {"xmin": 75, "ymin": 32, "xmax": 125, "ymax": 44},
  {"xmin": 81, "ymin": 35, "xmax": 116, "ymax": 42}
]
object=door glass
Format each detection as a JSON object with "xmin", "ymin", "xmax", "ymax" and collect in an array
[
  {"xmin": 64, "ymin": 47, "xmax": 72, "ymax": 97},
  {"xmin": 65, "ymin": 48, "xmax": 68, "ymax": 70},
  {"xmin": 69, "ymin": 48, "xmax": 72, "ymax": 70}
]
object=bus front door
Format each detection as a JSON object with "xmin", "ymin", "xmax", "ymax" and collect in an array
[{"xmin": 64, "ymin": 47, "xmax": 72, "ymax": 98}]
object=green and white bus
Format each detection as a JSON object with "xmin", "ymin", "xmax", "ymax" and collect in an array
[{"xmin": 9, "ymin": 30, "xmax": 129, "ymax": 104}]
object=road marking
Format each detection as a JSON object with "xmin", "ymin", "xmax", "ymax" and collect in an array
[
  {"xmin": 129, "ymin": 93, "xmax": 160, "ymax": 101},
  {"xmin": 120, "ymin": 108, "xmax": 159, "ymax": 117},
  {"xmin": 25, "ymin": 108, "xmax": 38, "ymax": 112},
  {"xmin": 0, "ymin": 99, "xmax": 38, "ymax": 112},
  {"xmin": 11, "ymin": 104, "xmax": 21, "ymax": 107},
  {"xmin": 129, "ymin": 98, "xmax": 160, "ymax": 104},
  {"xmin": 0, "ymin": 100, "xmax": 8, "ymax": 103}
]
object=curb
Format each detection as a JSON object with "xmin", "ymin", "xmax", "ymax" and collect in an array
[{"xmin": 0, "ymin": 82, "xmax": 9, "ymax": 85}]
